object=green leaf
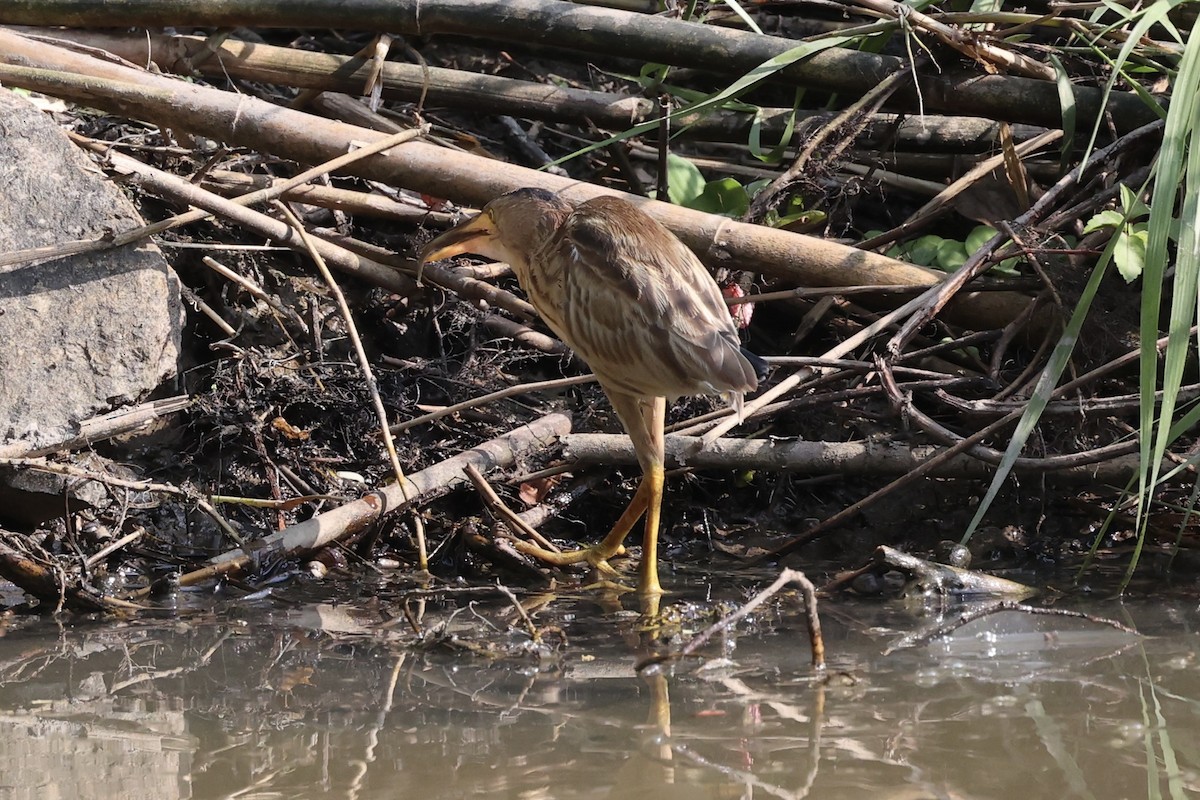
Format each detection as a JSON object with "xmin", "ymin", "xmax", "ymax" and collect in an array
[
  {"xmin": 665, "ymin": 154, "xmax": 706, "ymax": 206},
  {"xmin": 687, "ymin": 178, "xmax": 750, "ymax": 217},
  {"xmin": 749, "ymin": 88, "xmax": 802, "ymax": 163},
  {"xmin": 935, "ymin": 240, "xmax": 970, "ymax": 272},
  {"xmin": 1083, "ymin": 208, "xmax": 1126, "ymax": 233},
  {"xmin": 744, "ymin": 178, "xmax": 773, "ymax": 197},
  {"xmin": 908, "ymin": 235, "xmax": 945, "ymax": 266},
  {"xmin": 1117, "ymin": 184, "xmax": 1150, "ymax": 219},
  {"xmin": 1049, "ymin": 54, "xmax": 1077, "ymax": 175},
  {"xmin": 638, "ymin": 62, "xmax": 670, "ymax": 91},
  {"xmin": 965, "ymin": 225, "xmax": 997, "ymax": 253},
  {"xmin": 1114, "ymin": 228, "xmax": 1148, "ymax": 282}
]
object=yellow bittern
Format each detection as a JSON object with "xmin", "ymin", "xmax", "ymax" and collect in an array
[{"xmin": 420, "ymin": 188, "xmax": 764, "ymax": 596}]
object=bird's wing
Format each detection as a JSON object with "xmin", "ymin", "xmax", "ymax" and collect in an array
[{"xmin": 549, "ymin": 196, "xmax": 757, "ymax": 398}]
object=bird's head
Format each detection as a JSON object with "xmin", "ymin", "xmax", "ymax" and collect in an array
[{"xmin": 419, "ymin": 188, "xmax": 575, "ymax": 269}]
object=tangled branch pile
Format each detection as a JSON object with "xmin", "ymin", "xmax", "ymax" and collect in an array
[{"xmin": 0, "ymin": 0, "xmax": 1195, "ymax": 610}]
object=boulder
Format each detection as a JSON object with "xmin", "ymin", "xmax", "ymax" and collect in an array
[{"xmin": 0, "ymin": 88, "xmax": 184, "ymax": 524}]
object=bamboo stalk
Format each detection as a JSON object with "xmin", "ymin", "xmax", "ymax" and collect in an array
[
  {"xmin": 28, "ymin": 28, "xmax": 1054, "ymax": 151},
  {"xmin": 0, "ymin": 0, "xmax": 1159, "ymax": 130},
  {"xmin": 0, "ymin": 31, "xmax": 1048, "ymax": 334}
]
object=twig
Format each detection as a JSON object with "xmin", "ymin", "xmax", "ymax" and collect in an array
[
  {"xmin": 83, "ymin": 528, "xmax": 145, "ymax": 568},
  {"xmin": 391, "ymin": 374, "xmax": 593, "ymax": 434},
  {"xmin": 494, "ymin": 581, "xmax": 542, "ymax": 642},
  {"xmin": 853, "ymin": 0, "xmax": 1055, "ymax": 79},
  {"xmin": 882, "ymin": 600, "xmax": 1140, "ymax": 654},
  {"xmin": 203, "ymin": 169, "xmax": 459, "ymax": 223},
  {"xmin": 0, "ymin": 457, "xmax": 242, "ymax": 544},
  {"xmin": 639, "ymin": 568, "xmax": 824, "ymax": 671},
  {"xmin": 876, "ymin": 356, "xmax": 1140, "ymax": 471},
  {"xmin": 276, "ymin": 201, "xmax": 426, "ymax": 569},
  {"xmin": 858, "ymin": 128, "xmax": 1063, "ymax": 251},
  {"xmin": 109, "ymin": 629, "xmax": 234, "ymax": 690},
  {"xmin": 180, "ymin": 284, "xmax": 236, "ymax": 337},
  {"xmin": 479, "ymin": 315, "xmax": 570, "ymax": 355},
  {"xmin": 0, "ymin": 395, "xmax": 191, "ymax": 459},
  {"xmin": 747, "ymin": 65, "xmax": 910, "ymax": 221},
  {"xmin": 697, "ymin": 291, "xmax": 933, "ymax": 444},
  {"xmin": 135, "ymin": 413, "xmax": 572, "ymax": 598},
  {"xmin": 887, "ymin": 118, "xmax": 1164, "ymax": 353},
  {"xmin": 758, "ymin": 332, "xmax": 1181, "ymax": 559},
  {"xmin": 463, "ymin": 463, "xmax": 561, "ymax": 553},
  {"xmin": 0, "ymin": 125, "xmax": 427, "ymax": 273}
]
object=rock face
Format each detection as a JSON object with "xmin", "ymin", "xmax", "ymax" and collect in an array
[{"xmin": 0, "ymin": 89, "xmax": 183, "ymax": 453}]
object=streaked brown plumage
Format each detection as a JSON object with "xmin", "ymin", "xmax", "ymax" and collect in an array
[{"xmin": 421, "ymin": 188, "xmax": 763, "ymax": 596}]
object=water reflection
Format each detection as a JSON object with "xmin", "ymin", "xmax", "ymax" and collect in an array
[{"xmin": 0, "ymin": 580, "xmax": 1197, "ymax": 799}]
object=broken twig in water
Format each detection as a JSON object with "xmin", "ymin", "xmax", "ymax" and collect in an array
[
  {"xmin": 883, "ymin": 601, "xmax": 1141, "ymax": 654},
  {"xmin": 638, "ymin": 568, "xmax": 824, "ymax": 672}
]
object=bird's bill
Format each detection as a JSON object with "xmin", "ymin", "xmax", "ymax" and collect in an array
[{"xmin": 419, "ymin": 212, "xmax": 497, "ymax": 263}]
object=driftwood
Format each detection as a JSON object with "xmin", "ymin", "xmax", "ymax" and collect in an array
[
  {"xmin": 0, "ymin": 395, "xmax": 190, "ymax": 459},
  {"xmin": 639, "ymin": 568, "xmax": 825, "ymax": 672},
  {"xmin": 142, "ymin": 412, "xmax": 572, "ymax": 596},
  {"xmin": 824, "ymin": 545, "xmax": 1037, "ymax": 600},
  {"xmin": 31, "ymin": 28, "xmax": 1053, "ymax": 151},
  {"xmin": 561, "ymin": 433, "xmax": 1152, "ymax": 484},
  {"xmin": 0, "ymin": 0, "xmax": 1158, "ymax": 131},
  {"xmin": 0, "ymin": 530, "xmax": 143, "ymax": 611},
  {"xmin": 0, "ymin": 29, "xmax": 1045, "ymax": 334}
]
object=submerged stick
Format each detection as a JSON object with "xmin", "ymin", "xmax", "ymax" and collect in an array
[{"xmin": 639, "ymin": 568, "xmax": 824, "ymax": 672}]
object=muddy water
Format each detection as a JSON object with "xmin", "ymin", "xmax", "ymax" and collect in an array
[{"xmin": 0, "ymin": 568, "xmax": 1197, "ymax": 799}]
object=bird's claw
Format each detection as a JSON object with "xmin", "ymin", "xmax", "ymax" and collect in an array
[{"xmin": 508, "ymin": 538, "xmax": 627, "ymax": 575}]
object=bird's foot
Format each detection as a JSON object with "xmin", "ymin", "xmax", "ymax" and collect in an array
[{"xmin": 508, "ymin": 538, "xmax": 628, "ymax": 576}]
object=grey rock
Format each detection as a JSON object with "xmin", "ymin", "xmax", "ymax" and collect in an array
[{"xmin": 0, "ymin": 89, "xmax": 184, "ymax": 454}]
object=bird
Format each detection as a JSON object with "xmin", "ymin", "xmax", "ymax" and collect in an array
[{"xmin": 420, "ymin": 188, "xmax": 765, "ymax": 597}]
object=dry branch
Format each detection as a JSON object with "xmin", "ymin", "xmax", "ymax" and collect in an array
[
  {"xmin": 562, "ymin": 433, "xmax": 1151, "ymax": 484},
  {"xmin": 147, "ymin": 412, "xmax": 572, "ymax": 594},
  {"xmin": 0, "ymin": 31, "xmax": 1045, "ymax": 333},
  {"xmin": 28, "ymin": 28, "xmax": 1053, "ymax": 151},
  {"xmin": 0, "ymin": 0, "xmax": 1158, "ymax": 130},
  {"xmin": 0, "ymin": 395, "xmax": 190, "ymax": 459}
]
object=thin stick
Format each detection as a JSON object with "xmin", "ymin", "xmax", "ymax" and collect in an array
[
  {"xmin": 698, "ymin": 291, "xmax": 931, "ymax": 444},
  {"xmin": 139, "ymin": 413, "xmax": 571, "ymax": 597},
  {"xmin": 639, "ymin": 568, "xmax": 824, "ymax": 671},
  {"xmin": 83, "ymin": 528, "xmax": 145, "ymax": 568},
  {"xmin": 0, "ymin": 457, "xmax": 243, "ymax": 544},
  {"xmin": 276, "ymin": 201, "xmax": 426, "ymax": 570},
  {"xmin": 0, "ymin": 395, "xmax": 191, "ymax": 459},
  {"xmin": 494, "ymin": 581, "xmax": 542, "ymax": 642},
  {"xmin": 463, "ymin": 463, "xmax": 561, "ymax": 553},
  {"xmin": 882, "ymin": 601, "xmax": 1140, "ymax": 654},
  {"xmin": 391, "ymin": 374, "xmax": 594, "ymax": 434},
  {"xmin": 0, "ymin": 126, "xmax": 429, "ymax": 272}
]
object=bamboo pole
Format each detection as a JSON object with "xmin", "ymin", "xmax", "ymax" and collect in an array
[
  {"xmin": 0, "ymin": 31, "xmax": 1046, "ymax": 333},
  {"xmin": 0, "ymin": 0, "xmax": 1159, "ymax": 131}
]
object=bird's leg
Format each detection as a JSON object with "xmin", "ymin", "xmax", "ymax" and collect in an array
[
  {"xmin": 508, "ymin": 393, "xmax": 667, "ymax": 595},
  {"xmin": 508, "ymin": 480, "xmax": 650, "ymax": 570},
  {"xmin": 637, "ymin": 396, "xmax": 667, "ymax": 597}
]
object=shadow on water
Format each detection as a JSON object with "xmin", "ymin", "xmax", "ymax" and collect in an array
[{"xmin": 1, "ymin": 567, "xmax": 1198, "ymax": 799}]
